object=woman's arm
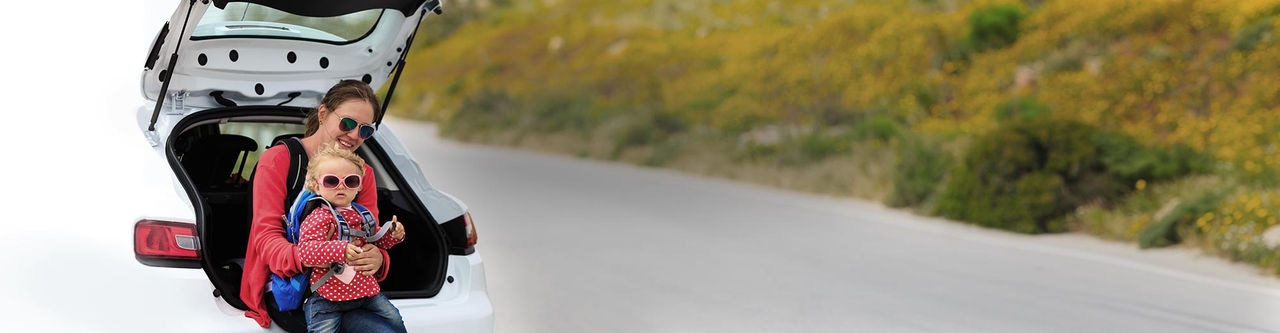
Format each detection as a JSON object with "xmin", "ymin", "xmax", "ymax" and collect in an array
[
  {"xmin": 246, "ymin": 146, "xmax": 303, "ymax": 277},
  {"xmin": 356, "ymin": 163, "xmax": 379, "ymax": 217}
]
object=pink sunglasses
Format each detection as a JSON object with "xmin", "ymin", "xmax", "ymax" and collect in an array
[{"xmin": 320, "ymin": 174, "xmax": 362, "ymax": 189}]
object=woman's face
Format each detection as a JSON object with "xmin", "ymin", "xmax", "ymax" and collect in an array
[{"xmin": 319, "ymin": 99, "xmax": 376, "ymax": 151}]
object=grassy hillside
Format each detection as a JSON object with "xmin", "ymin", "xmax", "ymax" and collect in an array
[{"xmin": 391, "ymin": 0, "xmax": 1280, "ymax": 275}]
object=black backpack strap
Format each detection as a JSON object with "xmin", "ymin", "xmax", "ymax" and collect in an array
[{"xmin": 279, "ymin": 137, "xmax": 308, "ymax": 208}]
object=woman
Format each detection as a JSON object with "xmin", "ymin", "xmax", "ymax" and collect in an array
[{"xmin": 241, "ymin": 79, "xmax": 392, "ymax": 331}]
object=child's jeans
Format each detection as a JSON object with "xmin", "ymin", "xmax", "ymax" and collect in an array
[{"xmin": 304, "ymin": 293, "xmax": 407, "ymax": 333}]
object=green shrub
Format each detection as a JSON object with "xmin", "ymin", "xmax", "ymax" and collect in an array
[
  {"xmin": 995, "ymin": 95, "xmax": 1049, "ymax": 121},
  {"xmin": 530, "ymin": 92, "xmax": 595, "ymax": 132},
  {"xmin": 851, "ymin": 114, "xmax": 903, "ymax": 143},
  {"xmin": 909, "ymin": 83, "xmax": 941, "ymax": 110},
  {"xmin": 613, "ymin": 124, "xmax": 657, "ymax": 159},
  {"xmin": 934, "ymin": 117, "xmax": 1211, "ymax": 234},
  {"xmin": 610, "ymin": 111, "xmax": 689, "ymax": 160},
  {"xmin": 1137, "ymin": 190, "xmax": 1226, "ymax": 249},
  {"xmin": 786, "ymin": 131, "xmax": 850, "ymax": 165},
  {"xmin": 966, "ymin": 4, "xmax": 1026, "ymax": 52},
  {"xmin": 942, "ymin": 41, "xmax": 973, "ymax": 65},
  {"xmin": 1093, "ymin": 130, "xmax": 1213, "ymax": 183},
  {"xmin": 887, "ymin": 136, "xmax": 953, "ymax": 208},
  {"xmin": 651, "ymin": 112, "xmax": 689, "ymax": 135},
  {"xmin": 1233, "ymin": 19, "xmax": 1273, "ymax": 52},
  {"xmin": 450, "ymin": 88, "xmax": 624, "ymax": 143},
  {"xmin": 445, "ymin": 88, "xmax": 520, "ymax": 138},
  {"xmin": 935, "ymin": 118, "xmax": 1126, "ymax": 233}
]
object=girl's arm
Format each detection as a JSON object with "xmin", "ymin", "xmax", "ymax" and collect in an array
[
  {"xmin": 372, "ymin": 217, "xmax": 404, "ymax": 249},
  {"xmin": 297, "ymin": 208, "xmax": 348, "ymax": 267}
]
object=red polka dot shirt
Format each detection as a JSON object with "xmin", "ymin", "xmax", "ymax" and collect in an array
[{"xmin": 297, "ymin": 206, "xmax": 403, "ymax": 301}]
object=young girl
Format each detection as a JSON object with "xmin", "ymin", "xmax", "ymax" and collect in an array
[{"xmin": 297, "ymin": 143, "xmax": 407, "ymax": 333}]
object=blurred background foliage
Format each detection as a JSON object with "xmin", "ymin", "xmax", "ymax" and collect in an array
[{"xmin": 390, "ymin": 0, "xmax": 1280, "ymax": 274}]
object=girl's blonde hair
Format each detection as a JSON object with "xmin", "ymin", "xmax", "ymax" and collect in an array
[{"xmin": 304, "ymin": 143, "xmax": 367, "ymax": 192}]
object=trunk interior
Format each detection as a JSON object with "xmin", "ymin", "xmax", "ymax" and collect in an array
[{"xmin": 168, "ymin": 108, "xmax": 449, "ymax": 310}]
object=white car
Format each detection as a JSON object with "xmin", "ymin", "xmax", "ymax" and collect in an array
[{"xmin": 128, "ymin": 0, "xmax": 493, "ymax": 331}]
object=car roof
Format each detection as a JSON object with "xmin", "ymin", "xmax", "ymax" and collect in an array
[{"xmin": 141, "ymin": 0, "xmax": 434, "ymax": 109}]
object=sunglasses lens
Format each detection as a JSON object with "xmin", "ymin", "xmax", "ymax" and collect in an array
[
  {"xmin": 322, "ymin": 175, "xmax": 341, "ymax": 189},
  {"xmin": 344, "ymin": 175, "xmax": 362, "ymax": 188},
  {"xmin": 339, "ymin": 117, "xmax": 375, "ymax": 139},
  {"xmin": 359, "ymin": 125, "xmax": 375, "ymax": 139},
  {"xmin": 339, "ymin": 117, "xmax": 358, "ymax": 132}
]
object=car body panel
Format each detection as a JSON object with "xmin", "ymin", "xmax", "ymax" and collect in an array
[
  {"xmin": 141, "ymin": 0, "xmax": 432, "ymax": 109},
  {"xmin": 375, "ymin": 125, "xmax": 468, "ymax": 222}
]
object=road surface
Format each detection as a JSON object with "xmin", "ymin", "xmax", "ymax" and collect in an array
[{"xmin": 386, "ymin": 117, "xmax": 1280, "ymax": 333}]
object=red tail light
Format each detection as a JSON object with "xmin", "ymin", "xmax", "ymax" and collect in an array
[
  {"xmin": 464, "ymin": 212, "xmax": 478, "ymax": 247},
  {"xmin": 445, "ymin": 212, "xmax": 479, "ymax": 255},
  {"xmin": 134, "ymin": 219, "xmax": 201, "ymax": 267}
]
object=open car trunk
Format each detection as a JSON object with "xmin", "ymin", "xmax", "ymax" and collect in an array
[{"xmin": 167, "ymin": 107, "xmax": 449, "ymax": 310}]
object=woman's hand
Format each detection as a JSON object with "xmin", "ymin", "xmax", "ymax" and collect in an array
[{"xmin": 348, "ymin": 243, "xmax": 383, "ymax": 276}]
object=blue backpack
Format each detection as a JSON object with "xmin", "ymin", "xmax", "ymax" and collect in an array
[{"xmin": 267, "ymin": 138, "xmax": 390, "ymax": 312}]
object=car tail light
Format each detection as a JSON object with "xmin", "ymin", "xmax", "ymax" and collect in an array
[
  {"xmin": 464, "ymin": 212, "xmax": 478, "ymax": 248},
  {"xmin": 444, "ymin": 212, "xmax": 479, "ymax": 255},
  {"xmin": 134, "ymin": 219, "xmax": 201, "ymax": 268}
]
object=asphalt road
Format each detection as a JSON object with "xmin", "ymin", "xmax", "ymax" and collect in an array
[{"xmin": 386, "ymin": 117, "xmax": 1280, "ymax": 333}]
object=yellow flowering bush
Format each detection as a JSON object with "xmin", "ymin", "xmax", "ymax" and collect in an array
[
  {"xmin": 396, "ymin": 0, "xmax": 1280, "ymax": 269},
  {"xmin": 1196, "ymin": 190, "xmax": 1280, "ymax": 272}
]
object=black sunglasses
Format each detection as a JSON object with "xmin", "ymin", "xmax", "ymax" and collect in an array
[{"xmin": 339, "ymin": 117, "xmax": 376, "ymax": 139}]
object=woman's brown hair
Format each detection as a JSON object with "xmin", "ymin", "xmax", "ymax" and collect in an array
[{"xmin": 303, "ymin": 79, "xmax": 382, "ymax": 137}]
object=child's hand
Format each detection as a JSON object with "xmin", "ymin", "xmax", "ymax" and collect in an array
[
  {"xmin": 344, "ymin": 242, "xmax": 363, "ymax": 262},
  {"xmin": 389, "ymin": 215, "xmax": 406, "ymax": 241}
]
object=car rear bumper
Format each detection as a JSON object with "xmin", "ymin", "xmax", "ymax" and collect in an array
[
  {"xmin": 210, "ymin": 252, "xmax": 493, "ymax": 332},
  {"xmin": 108, "ymin": 249, "xmax": 491, "ymax": 332},
  {"xmin": 396, "ymin": 252, "xmax": 494, "ymax": 332}
]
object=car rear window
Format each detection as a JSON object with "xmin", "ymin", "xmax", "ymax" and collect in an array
[{"xmin": 193, "ymin": 3, "xmax": 383, "ymax": 42}]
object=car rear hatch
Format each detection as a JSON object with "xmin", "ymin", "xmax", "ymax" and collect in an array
[{"xmin": 141, "ymin": 0, "xmax": 439, "ymax": 118}]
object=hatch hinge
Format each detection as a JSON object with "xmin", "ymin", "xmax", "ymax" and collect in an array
[{"xmin": 144, "ymin": 131, "xmax": 161, "ymax": 147}]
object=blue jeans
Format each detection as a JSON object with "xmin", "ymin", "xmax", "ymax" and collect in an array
[{"xmin": 304, "ymin": 293, "xmax": 406, "ymax": 333}]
